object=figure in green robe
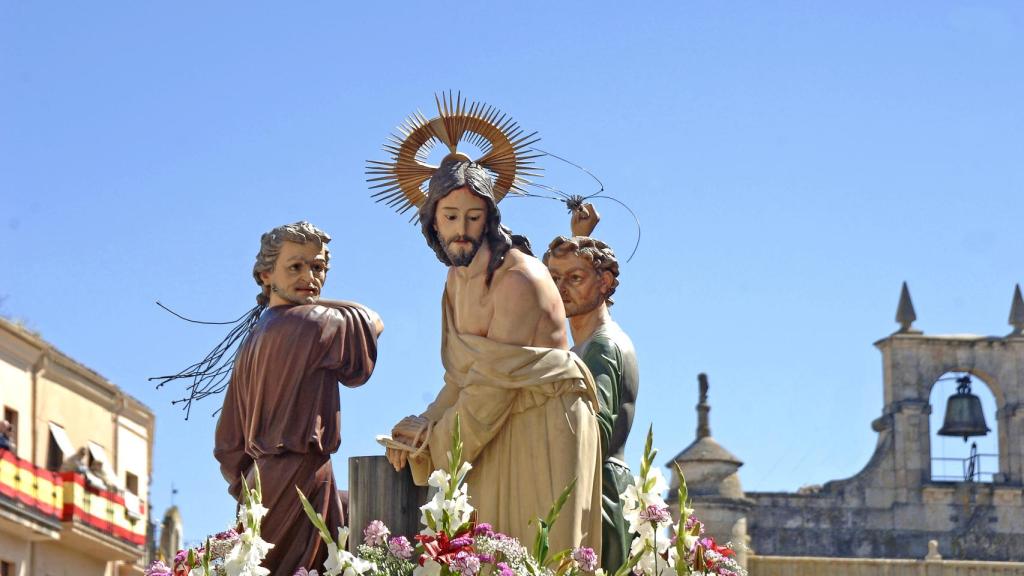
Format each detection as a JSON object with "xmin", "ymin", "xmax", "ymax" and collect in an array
[{"xmin": 544, "ymin": 229, "xmax": 639, "ymax": 573}]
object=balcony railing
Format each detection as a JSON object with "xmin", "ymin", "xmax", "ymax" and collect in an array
[
  {"xmin": 0, "ymin": 447, "xmax": 62, "ymax": 523},
  {"xmin": 0, "ymin": 448, "xmax": 146, "ymax": 547}
]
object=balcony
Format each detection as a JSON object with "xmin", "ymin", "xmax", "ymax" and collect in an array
[
  {"xmin": 0, "ymin": 448, "xmax": 61, "ymax": 540},
  {"xmin": 0, "ymin": 448, "xmax": 147, "ymax": 560}
]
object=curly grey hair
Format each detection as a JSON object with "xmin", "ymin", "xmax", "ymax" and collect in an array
[
  {"xmin": 543, "ymin": 235, "xmax": 620, "ymax": 306},
  {"xmin": 252, "ymin": 221, "xmax": 331, "ymax": 305}
]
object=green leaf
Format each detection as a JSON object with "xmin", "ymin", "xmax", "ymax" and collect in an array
[
  {"xmin": 639, "ymin": 425, "xmax": 654, "ymax": 479},
  {"xmin": 613, "ymin": 541, "xmax": 651, "ymax": 576},
  {"xmin": 673, "ymin": 463, "xmax": 688, "ymax": 511},
  {"xmin": 450, "ymin": 413, "xmax": 463, "ymax": 476},
  {"xmin": 532, "ymin": 521, "xmax": 550, "ymax": 567},
  {"xmin": 253, "ymin": 463, "xmax": 263, "ymax": 502},
  {"xmin": 644, "ymin": 477, "xmax": 657, "ymax": 493},
  {"xmin": 239, "ymin": 473, "xmax": 252, "ymax": 508},
  {"xmin": 202, "ymin": 538, "xmax": 212, "ymax": 575},
  {"xmin": 532, "ymin": 477, "xmax": 578, "ymax": 567},
  {"xmin": 674, "ymin": 522, "xmax": 692, "ymax": 576},
  {"xmin": 295, "ymin": 485, "xmax": 335, "ymax": 545},
  {"xmin": 545, "ymin": 477, "xmax": 578, "ymax": 527}
]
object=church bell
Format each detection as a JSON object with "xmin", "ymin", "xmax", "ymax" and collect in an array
[{"xmin": 937, "ymin": 375, "xmax": 990, "ymax": 442}]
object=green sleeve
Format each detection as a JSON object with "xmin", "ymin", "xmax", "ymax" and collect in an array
[{"xmin": 579, "ymin": 337, "xmax": 621, "ymax": 459}]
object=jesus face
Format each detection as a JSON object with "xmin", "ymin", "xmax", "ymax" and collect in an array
[
  {"xmin": 259, "ymin": 240, "xmax": 329, "ymax": 306},
  {"xmin": 434, "ymin": 186, "xmax": 488, "ymax": 267},
  {"xmin": 546, "ymin": 252, "xmax": 611, "ymax": 318}
]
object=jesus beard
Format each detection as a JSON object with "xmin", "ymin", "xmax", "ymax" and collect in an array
[{"xmin": 442, "ymin": 234, "xmax": 483, "ymax": 267}]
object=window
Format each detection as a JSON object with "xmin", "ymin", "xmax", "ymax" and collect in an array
[
  {"xmin": 125, "ymin": 471, "xmax": 139, "ymax": 495},
  {"xmin": 124, "ymin": 472, "xmax": 142, "ymax": 520},
  {"xmin": 1, "ymin": 559, "xmax": 14, "ymax": 576},
  {"xmin": 46, "ymin": 422, "xmax": 75, "ymax": 471},
  {"xmin": 2, "ymin": 407, "xmax": 16, "ymax": 451}
]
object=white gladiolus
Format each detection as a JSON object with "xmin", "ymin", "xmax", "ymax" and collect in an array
[
  {"xmin": 223, "ymin": 530, "xmax": 273, "ymax": 576},
  {"xmin": 427, "ymin": 469, "xmax": 448, "ymax": 489},
  {"xmin": 323, "ymin": 541, "xmax": 376, "ymax": 576}
]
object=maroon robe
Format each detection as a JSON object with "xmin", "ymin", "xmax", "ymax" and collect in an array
[{"xmin": 214, "ymin": 303, "xmax": 378, "ymax": 575}]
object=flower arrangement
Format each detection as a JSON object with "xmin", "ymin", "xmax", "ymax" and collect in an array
[
  {"xmin": 152, "ymin": 419, "xmax": 744, "ymax": 576},
  {"xmin": 621, "ymin": 426, "xmax": 746, "ymax": 576},
  {"xmin": 147, "ymin": 470, "xmax": 273, "ymax": 576}
]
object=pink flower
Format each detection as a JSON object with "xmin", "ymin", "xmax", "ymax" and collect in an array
[
  {"xmin": 452, "ymin": 550, "xmax": 481, "ymax": 576},
  {"xmin": 388, "ymin": 535, "xmax": 414, "ymax": 560},
  {"xmin": 473, "ymin": 523, "xmax": 494, "ymax": 537},
  {"xmin": 639, "ymin": 504, "xmax": 672, "ymax": 524},
  {"xmin": 684, "ymin": 514, "xmax": 705, "ymax": 535},
  {"xmin": 496, "ymin": 562, "xmax": 515, "ymax": 576},
  {"xmin": 363, "ymin": 520, "xmax": 391, "ymax": 547},
  {"xmin": 572, "ymin": 547, "xmax": 598, "ymax": 572},
  {"xmin": 144, "ymin": 560, "xmax": 172, "ymax": 576},
  {"xmin": 215, "ymin": 528, "xmax": 239, "ymax": 541}
]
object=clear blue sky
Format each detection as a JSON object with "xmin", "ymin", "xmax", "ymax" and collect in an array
[{"xmin": 2, "ymin": 2, "xmax": 1021, "ymax": 543}]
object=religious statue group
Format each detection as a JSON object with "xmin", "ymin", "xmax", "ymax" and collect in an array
[{"xmin": 180, "ymin": 97, "xmax": 640, "ymax": 575}]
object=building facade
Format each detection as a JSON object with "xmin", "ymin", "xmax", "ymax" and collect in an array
[
  {"xmin": 668, "ymin": 284, "xmax": 1024, "ymax": 568},
  {"xmin": 0, "ymin": 317, "xmax": 154, "ymax": 576}
]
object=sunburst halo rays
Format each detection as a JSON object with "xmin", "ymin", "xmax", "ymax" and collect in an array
[{"xmin": 366, "ymin": 93, "xmax": 542, "ymax": 216}]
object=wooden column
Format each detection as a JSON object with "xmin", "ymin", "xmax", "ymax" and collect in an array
[{"xmin": 347, "ymin": 455, "xmax": 429, "ymax": 550}]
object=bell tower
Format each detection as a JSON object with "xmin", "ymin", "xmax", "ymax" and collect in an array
[
  {"xmin": 874, "ymin": 283, "xmax": 1024, "ymax": 487},
  {"xmin": 737, "ymin": 283, "xmax": 1024, "ymax": 560}
]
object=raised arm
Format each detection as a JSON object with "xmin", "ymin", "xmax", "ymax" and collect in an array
[{"xmin": 571, "ymin": 202, "xmax": 600, "ymax": 237}]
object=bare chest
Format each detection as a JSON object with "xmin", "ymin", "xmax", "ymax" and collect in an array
[{"xmin": 449, "ymin": 277, "xmax": 495, "ymax": 337}]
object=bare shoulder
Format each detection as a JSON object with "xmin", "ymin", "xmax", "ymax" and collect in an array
[
  {"xmin": 489, "ymin": 250, "xmax": 567, "ymax": 348},
  {"xmin": 493, "ymin": 251, "xmax": 555, "ymax": 307}
]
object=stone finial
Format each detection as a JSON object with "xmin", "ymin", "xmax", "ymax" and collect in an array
[
  {"xmin": 925, "ymin": 539, "xmax": 942, "ymax": 560},
  {"xmin": 1009, "ymin": 284, "xmax": 1024, "ymax": 337},
  {"xmin": 697, "ymin": 373, "xmax": 711, "ymax": 439},
  {"xmin": 895, "ymin": 282, "xmax": 919, "ymax": 333}
]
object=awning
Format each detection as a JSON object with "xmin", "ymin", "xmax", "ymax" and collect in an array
[
  {"xmin": 123, "ymin": 491, "xmax": 142, "ymax": 519},
  {"xmin": 87, "ymin": 441, "xmax": 109, "ymax": 466},
  {"xmin": 48, "ymin": 422, "xmax": 75, "ymax": 457},
  {"xmin": 87, "ymin": 441, "xmax": 119, "ymax": 487}
]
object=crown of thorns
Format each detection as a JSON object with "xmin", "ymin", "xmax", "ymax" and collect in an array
[{"xmin": 366, "ymin": 92, "xmax": 542, "ymax": 217}]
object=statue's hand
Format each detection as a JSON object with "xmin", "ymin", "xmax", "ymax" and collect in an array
[
  {"xmin": 571, "ymin": 202, "xmax": 600, "ymax": 237},
  {"xmin": 386, "ymin": 445, "xmax": 408, "ymax": 471},
  {"xmin": 385, "ymin": 415, "xmax": 430, "ymax": 472}
]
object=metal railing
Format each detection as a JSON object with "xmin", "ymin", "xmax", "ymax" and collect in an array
[{"xmin": 931, "ymin": 451, "xmax": 998, "ymax": 482}]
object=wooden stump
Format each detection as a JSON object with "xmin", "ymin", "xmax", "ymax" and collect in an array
[{"xmin": 347, "ymin": 455, "xmax": 429, "ymax": 550}]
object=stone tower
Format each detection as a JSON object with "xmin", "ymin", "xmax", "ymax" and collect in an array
[
  {"xmin": 743, "ymin": 283, "xmax": 1024, "ymax": 560},
  {"xmin": 159, "ymin": 505, "xmax": 184, "ymax": 562},
  {"xmin": 666, "ymin": 373, "xmax": 752, "ymax": 568}
]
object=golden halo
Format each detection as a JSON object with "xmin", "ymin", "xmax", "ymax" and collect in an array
[{"xmin": 366, "ymin": 92, "xmax": 542, "ymax": 217}]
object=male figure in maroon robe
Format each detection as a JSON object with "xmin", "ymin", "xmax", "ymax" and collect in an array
[{"xmin": 215, "ymin": 221, "xmax": 383, "ymax": 574}]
